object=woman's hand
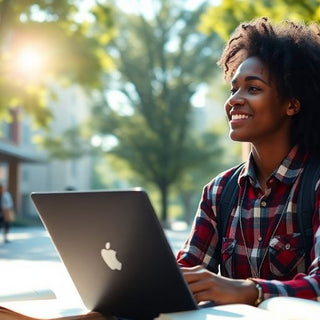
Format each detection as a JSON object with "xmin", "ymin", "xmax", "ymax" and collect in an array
[{"xmin": 181, "ymin": 265, "xmax": 258, "ymax": 306}]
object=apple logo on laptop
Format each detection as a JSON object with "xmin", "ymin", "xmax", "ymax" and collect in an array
[{"xmin": 101, "ymin": 242, "xmax": 122, "ymax": 271}]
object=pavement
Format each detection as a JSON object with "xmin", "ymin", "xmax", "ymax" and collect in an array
[{"xmin": 0, "ymin": 224, "xmax": 190, "ymax": 308}]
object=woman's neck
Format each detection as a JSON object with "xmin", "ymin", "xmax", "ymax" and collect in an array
[{"xmin": 250, "ymin": 142, "xmax": 292, "ymax": 192}]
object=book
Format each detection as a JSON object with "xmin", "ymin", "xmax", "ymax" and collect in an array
[
  {"xmin": 259, "ymin": 296, "xmax": 320, "ymax": 320},
  {"xmin": 155, "ymin": 297, "xmax": 320, "ymax": 320},
  {"xmin": 154, "ymin": 303, "xmax": 286, "ymax": 320}
]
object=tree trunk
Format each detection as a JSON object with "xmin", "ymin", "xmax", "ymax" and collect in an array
[
  {"xmin": 159, "ymin": 183, "xmax": 169, "ymax": 228},
  {"xmin": 180, "ymin": 191, "xmax": 194, "ymax": 225}
]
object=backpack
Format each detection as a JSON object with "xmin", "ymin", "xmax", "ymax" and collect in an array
[{"xmin": 217, "ymin": 157, "xmax": 320, "ymax": 267}]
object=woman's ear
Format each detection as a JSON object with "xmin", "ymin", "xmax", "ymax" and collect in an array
[{"xmin": 286, "ymin": 98, "xmax": 301, "ymax": 116}]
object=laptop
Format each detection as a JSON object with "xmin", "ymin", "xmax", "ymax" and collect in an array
[{"xmin": 31, "ymin": 189, "xmax": 198, "ymax": 319}]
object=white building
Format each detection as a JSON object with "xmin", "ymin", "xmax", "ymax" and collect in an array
[{"xmin": 21, "ymin": 83, "xmax": 93, "ymax": 216}]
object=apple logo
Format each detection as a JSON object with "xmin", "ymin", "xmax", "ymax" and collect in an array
[{"xmin": 101, "ymin": 242, "xmax": 122, "ymax": 271}]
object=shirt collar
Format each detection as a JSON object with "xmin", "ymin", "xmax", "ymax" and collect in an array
[{"xmin": 239, "ymin": 145, "xmax": 308, "ymax": 187}]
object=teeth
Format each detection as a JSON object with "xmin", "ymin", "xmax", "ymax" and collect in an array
[{"xmin": 231, "ymin": 114, "xmax": 249, "ymax": 120}]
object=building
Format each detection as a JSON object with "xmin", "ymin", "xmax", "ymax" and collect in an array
[
  {"xmin": 0, "ymin": 108, "xmax": 43, "ymax": 216},
  {"xmin": 0, "ymin": 84, "xmax": 93, "ymax": 218}
]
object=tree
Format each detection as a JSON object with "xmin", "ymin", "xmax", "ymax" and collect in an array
[
  {"xmin": 91, "ymin": 0, "xmax": 224, "ymax": 223},
  {"xmin": 0, "ymin": 0, "xmax": 114, "ymax": 128},
  {"xmin": 173, "ymin": 129, "xmax": 227, "ymax": 223},
  {"xmin": 199, "ymin": 0, "xmax": 320, "ymax": 41}
]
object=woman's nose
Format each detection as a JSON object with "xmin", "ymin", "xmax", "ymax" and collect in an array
[{"xmin": 228, "ymin": 92, "xmax": 245, "ymax": 107}]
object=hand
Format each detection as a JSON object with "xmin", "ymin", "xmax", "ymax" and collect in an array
[{"xmin": 180, "ymin": 265, "xmax": 257, "ymax": 306}]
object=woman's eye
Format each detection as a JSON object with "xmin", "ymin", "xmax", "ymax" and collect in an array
[{"xmin": 248, "ymin": 86, "xmax": 261, "ymax": 93}]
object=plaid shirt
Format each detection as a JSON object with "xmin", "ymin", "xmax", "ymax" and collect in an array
[{"xmin": 177, "ymin": 145, "xmax": 320, "ymax": 301}]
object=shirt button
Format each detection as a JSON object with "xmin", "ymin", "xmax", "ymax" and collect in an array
[
  {"xmin": 285, "ymin": 243, "xmax": 291, "ymax": 250},
  {"xmin": 261, "ymin": 200, "xmax": 267, "ymax": 207},
  {"xmin": 258, "ymin": 236, "xmax": 263, "ymax": 242}
]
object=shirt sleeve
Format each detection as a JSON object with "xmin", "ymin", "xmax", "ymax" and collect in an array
[{"xmin": 176, "ymin": 170, "xmax": 230, "ymax": 273}]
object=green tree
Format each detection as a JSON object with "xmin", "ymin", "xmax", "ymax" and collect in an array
[
  {"xmin": 199, "ymin": 0, "xmax": 320, "ymax": 41},
  {"xmin": 91, "ymin": 0, "xmax": 224, "ymax": 223},
  {"xmin": 0, "ymin": 0, "xmax": 114, "ymax": 128},
  {"xmin": 173, "ymin": 129, "xmax": 225, "ymax": 223}
]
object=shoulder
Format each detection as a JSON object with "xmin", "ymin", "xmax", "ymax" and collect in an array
[{"xmin": 203, "ymin": 163, "xmax": 245, "ymax": 203}]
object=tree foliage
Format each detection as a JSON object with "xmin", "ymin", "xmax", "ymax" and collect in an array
[
  {"xmin": 91, "ymin": 0, "xmax": 224, "ymax": 222},
  {"xmin": 0, "ymin": 0, "xmax": 114, "ymax": 128},
  {"xmin": 199, "ymin": 0, "xmax": 320, "ymax": 41}
]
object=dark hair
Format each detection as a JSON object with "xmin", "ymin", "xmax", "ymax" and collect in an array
[{"xmin": 218, "ymin": 17, "xmax": 320, "ymax": 155}]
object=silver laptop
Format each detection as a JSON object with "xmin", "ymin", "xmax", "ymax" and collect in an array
[{"xmin": 31, "ymin": 189, "xmax": 198, "ymax": 319}]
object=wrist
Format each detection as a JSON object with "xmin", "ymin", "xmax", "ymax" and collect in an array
[{"xmin": 247, "ymin": 278, "xmax": 263, "ymax": 306}]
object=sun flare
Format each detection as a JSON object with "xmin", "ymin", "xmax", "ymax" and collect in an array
[{"xmin": 16, "ymin": 46, "xmax": 44, "ymax": 77}]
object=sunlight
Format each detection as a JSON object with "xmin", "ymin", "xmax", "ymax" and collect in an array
[
  {"xmin": 91, "ymin": 134, "xmax": 118, "ymax": 151},
  {"xmin": 191, "ymin": 84, "xmax": 208, "ymax": 108},
  {"xmin": 16, "ymin": 46, "xmax": 45, "ymax": 79}
]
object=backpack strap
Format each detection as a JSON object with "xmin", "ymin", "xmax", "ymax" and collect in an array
[
  {"xmin": 297, "ymin": 157, "xmax": 320, "ymax": 267},
  {"xmin": 217, "ymin": 163, "xmax": 244, "ymax": 251}
]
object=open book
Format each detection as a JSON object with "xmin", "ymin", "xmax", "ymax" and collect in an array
[
  {"xmin": 155, "ymin": 297, "xmax": 320, "ymax": 320},
  {"xmin": 154, "ymin": 303, "xmax": 286, "ymax": 320}
]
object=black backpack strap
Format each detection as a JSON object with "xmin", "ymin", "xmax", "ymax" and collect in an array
[
  {"xmin": 217, "ymin": 163, "xmax": 244, "ymax": 251},
  {"xmin": 297, "ymin": 157, "xmax": 320, "ymax": 267}
]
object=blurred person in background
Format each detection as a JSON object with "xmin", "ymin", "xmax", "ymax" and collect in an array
[{"xmin": 0, "ymin": 183, "xmax": 14, "ymax": 243}]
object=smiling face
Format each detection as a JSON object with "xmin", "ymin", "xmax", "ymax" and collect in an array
[{"xmin": 224, "ymin": 56, "xmax": 298, "ymax": 147}]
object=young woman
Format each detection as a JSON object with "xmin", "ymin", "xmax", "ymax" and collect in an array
[{"xmin": 177, "ymin": 17, "xmax": 320, "ymax": 306}]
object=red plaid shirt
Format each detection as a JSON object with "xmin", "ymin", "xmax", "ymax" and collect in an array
[{"xmin": 177, "ymin": 145, "xmax": 320, "ymax": 301}]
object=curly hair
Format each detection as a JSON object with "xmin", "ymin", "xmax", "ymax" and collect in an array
[{"xmin": 218, "ymin": 17, "xmax": 320, "ymax": 155}]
